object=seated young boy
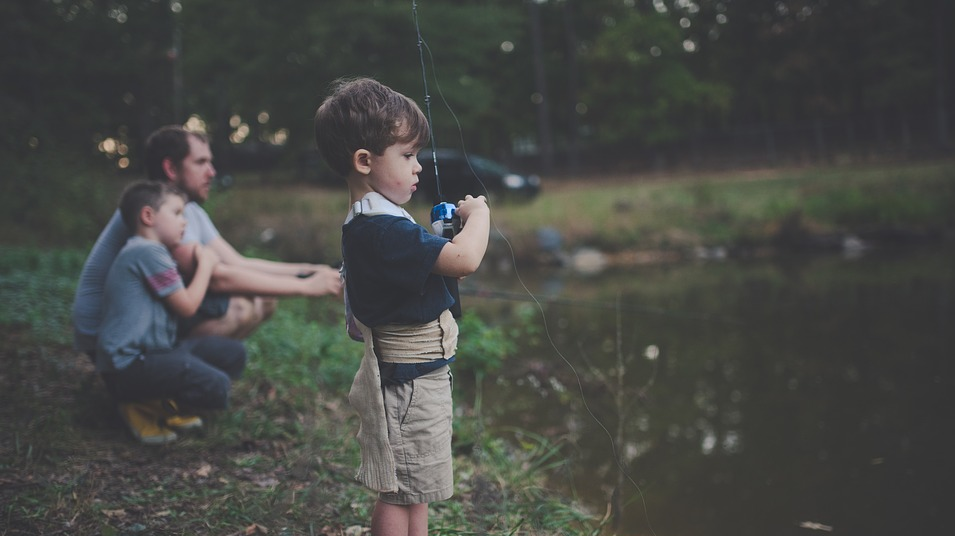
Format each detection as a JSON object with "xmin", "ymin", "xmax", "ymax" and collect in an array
[
  {"xmin": 314, "ymin": 77, "xmax": 490, "ymax": 536},
  {"xmin": 96, "ymin": 180, "xmax": 247, "ymax": 445}
]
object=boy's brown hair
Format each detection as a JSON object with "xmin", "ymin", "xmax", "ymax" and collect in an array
[
  {"xmin": 314, "ymin": 77, "xmax": 430, "ymax": 177},
  {"xmin": 118, "ymin": 180, "xmax": 187, "ymax": 233}
]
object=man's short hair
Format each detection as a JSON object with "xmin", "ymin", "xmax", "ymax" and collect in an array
[
  {"xmin": 144, "ymin": 125, "xmax": 209, "ymax": 181},
  {"xmin": 118, "ymin": 180, "xmax": 186, "ymax": 232},
  {"xmin": 314, "ymin": 77, "xmax": 430, "ymax": 177}
]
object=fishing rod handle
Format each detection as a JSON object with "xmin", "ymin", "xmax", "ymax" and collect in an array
[{"xmin": 430, "ymin": 202, "xmax": 461, "ymax": 239}]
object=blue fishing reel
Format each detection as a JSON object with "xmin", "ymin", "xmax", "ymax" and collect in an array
[
  {"xmin": 430, "ymin": 201, "xmax": 463, "ymax": 318},
  {"xmin": 430, "ymin": 202, "xmax": 461, "ymax": 239}
]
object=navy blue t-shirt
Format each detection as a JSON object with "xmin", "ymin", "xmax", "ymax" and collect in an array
[{"xmin": 342, "ymin": 214, "xmax": 455, "ymax": 327}]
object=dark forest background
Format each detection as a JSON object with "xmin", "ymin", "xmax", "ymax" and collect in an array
[{"xmin": 2, "ymin": 0, "xmax": 951, "ymax": 241}]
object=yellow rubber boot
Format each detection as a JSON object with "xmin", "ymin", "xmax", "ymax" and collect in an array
[
  {"xmin": 161, "ymin": 399, "xmax": 203, "ymax": 431},
  {"xmin": 118, "ymin": 401, "xmax": 177, "ymax": 445}
]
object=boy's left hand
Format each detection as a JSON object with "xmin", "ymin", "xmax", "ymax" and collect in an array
[
  {"xmin": 173, "ymin": 242, "xmax": 200, "ymax": 280},
  {"xmin": 455, "ymin": 195, "xmax": 489, "ymax": 223}
]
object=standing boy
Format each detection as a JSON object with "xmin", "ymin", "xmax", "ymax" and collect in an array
[
  {"xmin": 97, "ymin": 180, "xmax": 247, "ymax": 444},
  {"xmin": 314, "ymin": 77, "xmax": 490, "ymax": 535}
]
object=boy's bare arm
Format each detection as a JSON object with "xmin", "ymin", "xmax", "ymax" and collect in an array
[
  {"xmin": 165, "ymin": 244, "xmax": 220, "ymax": 318},
  {"xmin": 433, "ymin": 195, "xmax": 490, "ymax": 278}
]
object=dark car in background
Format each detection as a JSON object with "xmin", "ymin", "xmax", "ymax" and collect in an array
[{"xmin": 415, "ymin": 149, "xmax": 540, "ymax": 204}]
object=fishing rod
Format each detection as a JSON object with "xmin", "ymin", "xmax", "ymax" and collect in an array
[
  {"xmin": 413, "ymin": 0, "xmax": 442, "ymax": 204},
  {"xmin": 414, "ymin": 0, "xmax": 463, "ymax": 318}
]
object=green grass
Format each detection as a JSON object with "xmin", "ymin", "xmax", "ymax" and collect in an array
[
  {"xmin": 0, "ymin": 245, "xmax": 599, "ymax": 535},
  {"xmin": 191, "ymin": 160, "xmax": 955, "ymax": 264},
  {"xmin": 5, "ymin": 159, "xmax": 952, "ymax": 261},
  {"xmin": 520, "ymin": 161, "xmax": 955, "ymax": 252}
]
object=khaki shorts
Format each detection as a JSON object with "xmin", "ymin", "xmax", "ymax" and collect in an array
[{"xmin": 378, "ymin": 366, "xmax": 454, "ymax": 505}]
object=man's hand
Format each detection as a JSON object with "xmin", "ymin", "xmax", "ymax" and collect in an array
[{"xmin": 300, "ymin": 264, "xmax": 343, "ymax": 298}]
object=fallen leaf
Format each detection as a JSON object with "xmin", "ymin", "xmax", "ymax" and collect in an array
[
  {"xmin": 799, "ymin": 521, "xmax": 834, "ymax": 532},
  {"xmin": 344, "ymin": 526, "xmax": 367, "ymax": 536},
  {"xmin": 195, "ymin": 463, "xmax": 212, "ymax": 478},
  {"xmin": 254, "ymin": 476, "xmax": 280, "ymax": 488},
  {"xmin": 224, "ymin": 523, "xmax": 269, "ymax": 536}
]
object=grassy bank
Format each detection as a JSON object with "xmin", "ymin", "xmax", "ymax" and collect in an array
[
  {"xmin": 206, "ymin": 160, "xmax": 955, "ymax": 265},
  {"xmin": 0, "ymin": 247, "xmax": 599, "ymax": 535}
]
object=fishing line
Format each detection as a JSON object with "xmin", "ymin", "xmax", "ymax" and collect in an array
[
  {"xmin": 461, "ymin": 286, "xmax": 742, "ymax": 324},
  {"xmin": 411, "ymin": 3, "xmax": 657, "ymax": 533},
  {"xmin": 412, "ymin": 1, "xmax": 444, "ymax": 202}
]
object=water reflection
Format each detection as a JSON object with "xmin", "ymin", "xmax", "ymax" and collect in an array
[{"xmin": 460, "ymin": 247, "xmax": 954, "ymax": 535}]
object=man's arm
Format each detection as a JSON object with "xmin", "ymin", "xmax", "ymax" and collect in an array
[
  {"xmin": 205, "ymin": 236, "xmax": 318, "ymax": 277},
  {"xmin": 173, "ymin": 237, "xmax": 342, "ymax": 298},
  {"xmin": 209, "ymin": 262, "xmax": 341, "ymax": 297}
]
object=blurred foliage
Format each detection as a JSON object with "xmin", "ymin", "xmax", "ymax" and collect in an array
[
  {"xmin": 579, "ymin": 5, "xmax": 732, "ymax": 146},
  {"xmin": 0, "ymin": 246, "xmax": 86, "ymax": 344},
  {"xmin": 2, "ymin": 0, "xmax": 948, "ymax": 168},
  {"xmin": 0, "ymin": 151, "xmax": 124, "ymax": 247},
  {"xmin": 1, "ymin": 0, "xmax": 950, "ymax": 246}
]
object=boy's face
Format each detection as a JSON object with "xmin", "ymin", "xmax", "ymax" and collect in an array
[
  {"xmin": 367, "ymin": 141, "xmax": 423, "ymax": 205},
  {"xmin": 172, "ymin": 135, "xmax": 216, "ymax": 203},
  {"xmin": 151, "ymin": 194, "xmax": 188, "ymax": 249}
]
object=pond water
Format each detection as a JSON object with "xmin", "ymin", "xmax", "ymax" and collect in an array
[{"xmin": 458, "ymin": 245, "xmax": 954, "ymax": 535}]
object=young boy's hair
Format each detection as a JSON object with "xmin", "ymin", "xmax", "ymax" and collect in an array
[
  {"xmin": 313, "ymin": 77, "xmax": 430, "ymax": 177},
  {"xmin": 144, "ymin": 125, "xmax": 209, "ymax": 181},
  {"xmin": 119, "ymin": 180, "xmax": 186, "ymax": 232}
]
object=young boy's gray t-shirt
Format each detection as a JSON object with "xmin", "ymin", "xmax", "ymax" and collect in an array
[{"xmin": 95, "ymin": 236, "xmax": 184, "ymax": 373}]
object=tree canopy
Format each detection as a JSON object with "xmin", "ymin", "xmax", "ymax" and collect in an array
[{"xmin": 2, "ymin": 0, "xmax": 950, "ymax": 176}]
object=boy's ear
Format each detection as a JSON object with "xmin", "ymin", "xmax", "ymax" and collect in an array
[
  {"xmin": 139, "ymin": 205, "xmax": 155, "ymax": 227},
  {"xmin": 352, "ymin": 149, "xmax": 372, "ymax": 175}
]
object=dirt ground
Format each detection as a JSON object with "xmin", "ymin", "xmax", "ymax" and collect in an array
[{"xmin": 0, "ymin": 330, "xmax": 358, "ymax": 535}]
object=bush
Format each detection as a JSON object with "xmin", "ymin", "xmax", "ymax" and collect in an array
[
  {"xmin": 0, "ymin": 246, "xmax": 86, "ymax": 345},
  {"xmin": 0, "ymin": 151, "xmax": 123, "ymax": 247}
]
